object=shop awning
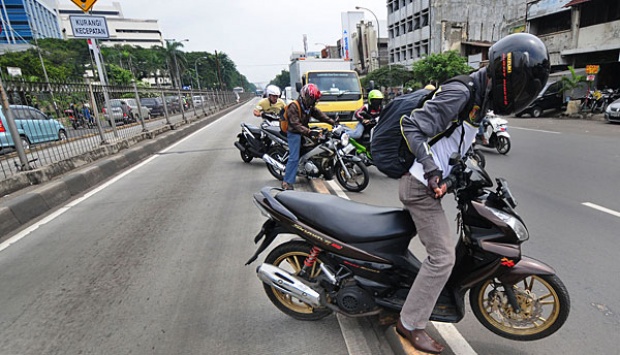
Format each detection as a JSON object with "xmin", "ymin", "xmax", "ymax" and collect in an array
[{"xmin": 564, "ymin": 0, "xmax": 592, "ymax": 7}]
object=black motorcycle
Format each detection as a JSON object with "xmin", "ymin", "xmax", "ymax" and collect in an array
[
  {"xmin": 234, "ymin": 113, "xmax": 279, "ymax": 163},
  {"xmin": 246, "ymin": 153, "xmax": 569, "ymax": 341},
  {"xmin": 261, "ymin": 125, "xmax": 370, "ymax": 192}
]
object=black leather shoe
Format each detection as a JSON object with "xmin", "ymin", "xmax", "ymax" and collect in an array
[{"xmin": 396, "ymin": 319, "xmax": 444, "ymax": 354}]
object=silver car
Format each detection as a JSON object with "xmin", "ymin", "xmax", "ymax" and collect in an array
[
  {"xmin": 604, "ymin": 97, "xmax": 620, "ymax": 123},
  {"xmin": 103, "ymin": 99, "xmax": 151, "ymax": 126}
]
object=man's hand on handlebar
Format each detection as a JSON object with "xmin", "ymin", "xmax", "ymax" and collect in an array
[{"xmin": 424, "ymin": 170, "xmax": 447, "ymax": 199}]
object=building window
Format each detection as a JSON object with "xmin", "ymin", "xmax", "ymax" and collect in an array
[
  {"xmin": 580, "ymin": 0, "xmax": 620, "ymax": 27},
  {"xmin": 530, "ymin": 11, "xmax": 570, "ymax": 35},
  {"xmin": 421, "ymin": 10, "xmax": 429, "ymax": 27}
]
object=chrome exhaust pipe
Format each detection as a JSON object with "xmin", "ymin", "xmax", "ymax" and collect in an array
[
  {"xmin": 262, "ymin": 154, "xmax": 286, "ymax": 171},
  {"xmin": 256, "ymin": 263, "xmax": 322, "ymax": 307}
]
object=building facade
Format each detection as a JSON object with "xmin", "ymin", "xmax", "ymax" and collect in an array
[
  {"xmin": 52, "ymin": 0, "xmax": 164, "ymax": 48},
  {"xmin": 528, "ymin": 0, "xmax": 620, "ymax": 89},
  {"xmin": 386, "ymin": 0, "xmax": 524, "ymax": 68},
  {"xmin": 0, "ymin": 0, "xmax": 61, "ymax": 44}
]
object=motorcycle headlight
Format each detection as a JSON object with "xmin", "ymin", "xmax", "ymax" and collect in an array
[
  {"xmin": 488, "ymin": 207, "xmax": 529, "ymax": 241},
  {"xmin": 340, "ymin": 132, "xmax": 349, "ymax": 147}
]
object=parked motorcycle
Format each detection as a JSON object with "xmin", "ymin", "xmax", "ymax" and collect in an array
[
  {"xmin": 246, "ymin": 153, "xmax": 569, "ymax": 341},
  {"xmin": 262, "ymin": 125, "xmax": 370, "ymax": 192},
  {"xmin": 590, "ymin": 88, "xmax": 619, "ymax": 113},
  {"xmin": 476, "ymin": 112, "xmax": 511, "ymax": 154},
  {"xmin": 234, "ymin": 113, "xmax": 279, "ymax": 163}
]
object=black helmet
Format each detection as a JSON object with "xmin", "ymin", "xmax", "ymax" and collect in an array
[{"xmin": 488, "ymin": 33, "xmax": 550, "ymax": 115}]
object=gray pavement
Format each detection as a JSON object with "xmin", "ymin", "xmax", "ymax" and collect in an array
[
  {"xmin": 0, "ymin": 104, "xmax": 241, "ymax": 239},
  {"xmin": 0, "ymin": 109, "xmax": 612, "ymax": 355}
]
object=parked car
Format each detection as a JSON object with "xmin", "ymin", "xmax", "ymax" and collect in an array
[
  {"xmin": 515, "ymin": 80, "xmax": 565, "ymax": 118},
  {"xmin": 192, "ymin": 95, "xmax": 205, "ymax": 107},
  {"xmin": 0, "ymin": 105, "xmax": 67, "ymax": 153},
  {"xmin": 164, "ymin": 95, "xmax": 183, "ymax": 113},
  {"xmin": 103, "ymin": 99, "xmax": 151, "ymax": 126},
  {"xmin": 140, "ymin": 97, "xmax": 165, "ymax": 117},
  {"xmin": 604, "ymin": 97, "xmax": 620, "ymax": 123}
]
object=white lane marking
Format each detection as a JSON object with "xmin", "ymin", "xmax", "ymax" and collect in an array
[
  {"xmin": 582, "ymin": 202, "xmax": 620, "ymax": 218},
  {"xmin": 510, "ymin": 126, "xmax": 561, "ymax": 134},
  {"xmin": 0, "ymin": 111, "xmax": 238, "ymax": 253},
  {"xmin": 325, "ymin": 180, "xmax": 478, "ymax": 355}
]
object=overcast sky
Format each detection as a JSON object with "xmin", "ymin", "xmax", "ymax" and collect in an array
[{"xmin": 112, "ymin": 0, "xmax": 387, "ymax": 87}]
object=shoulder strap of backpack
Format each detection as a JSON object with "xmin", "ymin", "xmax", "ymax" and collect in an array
[
  {"xmin": 284, "ymin": 100, "xmax": 301, "ymax": 120},
  {"xmin": 427, "ymin": 75, "xmax": 476, "ymax": 146}
]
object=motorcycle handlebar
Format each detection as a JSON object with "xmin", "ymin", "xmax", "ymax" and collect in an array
[{"xmin": 440, "ymin": 174, "xmax": 457, "ymax": 191}]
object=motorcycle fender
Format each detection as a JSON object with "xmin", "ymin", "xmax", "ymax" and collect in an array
[
  {"xmin": 496, "ymin": 131, "xmax": 510, "ymax": 138},
  {"xmin": 498, "ymin": 256, "xmax": 556, "ymax": 285},
  {"xmin": 245, "ymin": 219, "xmax": 287, "ymax": 265},
  {"xmin": 343, "ymin": 154, "xmax": 362, "ymax": 163}
]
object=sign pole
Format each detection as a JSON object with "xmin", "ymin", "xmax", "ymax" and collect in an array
[{"xmin": 90, "ymin": 38, "xmax": 117, "ymax": 137}]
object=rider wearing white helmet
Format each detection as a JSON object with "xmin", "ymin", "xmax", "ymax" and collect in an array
[{"xmin": 253, "ymin": 85, "xmax": 285, "ymax": 118}]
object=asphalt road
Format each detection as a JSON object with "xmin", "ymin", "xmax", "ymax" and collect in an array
[
  {"xmin": 335, "ymin": 115, "xmax": 620, "ymax": 354},
  {"xmin": 1, "ymin": 105, "xmax": 619, "ymax": 354},
  {"xmin": 0, "ymin": 101, "xmax": 351, "ymax": 355}
]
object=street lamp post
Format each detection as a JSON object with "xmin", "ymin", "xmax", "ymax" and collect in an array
[
  {"xmin": 194, "ymin": 56, "xmax": 208, "ymax": 92},
  {"xmin": 355, "ymin": 6, "xmax": 381, "ymax": 70}
]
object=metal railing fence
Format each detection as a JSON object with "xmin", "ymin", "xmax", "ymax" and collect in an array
[{"xmin": 0, "ymin": 78, "xmax": 252, "ymax": 188}]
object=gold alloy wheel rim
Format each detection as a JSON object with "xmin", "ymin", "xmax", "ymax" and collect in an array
[
  {"xmin": 477, "ymin": 275, "xmax": 561, "ymax": 336},
  {"xmin": 270, "ymin": 251, "xmax": 323, "ymax": 314}
]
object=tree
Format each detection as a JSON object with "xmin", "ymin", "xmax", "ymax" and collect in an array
[
  {"xmin": 560, "ymin": 66, "xmax": 587, "ymax": 99},
  {"xmin": 270, "ymin": 70, "xmax": 290, "ymax": 90},
  {"xmin": 360, "ymin": 65, "xmax": 414, "ymax": 89},
  {"xmin": 411, "ymin": 51, "xmax": 472, "ymax": 86}
]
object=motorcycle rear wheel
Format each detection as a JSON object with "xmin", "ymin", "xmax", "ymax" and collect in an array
[
  {"xmin": 266, "ymin": 146, "xmax": 287, "ymax": 180},
  {"xmin": 335, "ymin": 160, "xmax": 369, "ymax": 192},
  {"xmin": 496, "ymin": 136, "xmax": 511, "ymax": 155},
  {"xmin": 239, "ymin": 140, "xmax": 253, "ymax": 163},
  {"xmin": 263, "ymin": 241, "xmax": 333, "ymax": 321},
  {"xmin": 469, "ymin": 274, "xmax": 570, "ymax": 341}
]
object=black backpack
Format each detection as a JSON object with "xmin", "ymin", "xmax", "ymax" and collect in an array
[{"xmin": 371, "ymin": 75, "xmax": 475, "ymax": 179}]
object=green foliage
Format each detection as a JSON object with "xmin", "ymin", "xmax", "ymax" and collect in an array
[
  {"xmin": 107, "ymin": 64, "xmax": 133, "ymax": 85},
  {"xmin": 360, "ymin": 65, "xmax": 414, "ymax": 89},
  {"xmin": 560, "ymin": 66, "xmax": 587, "ymax": 93},
  {"xmin": 270, "ymin": 70, "xmax": 290, "ymax": 90},
  {"xmin": 411, "ymin": 51, "xmax": 472, "ymax": 86},
  {"xmin": 0, "ymin": 38, "xmax": 256, "ymax": 92}
]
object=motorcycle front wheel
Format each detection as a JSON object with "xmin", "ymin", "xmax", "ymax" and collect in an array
[
  {"xmin": 266, "ymin": 146, "xmax": 287, "ymax": 181},
  {"xmin": 469, "ymin": 274, "xmax": 570, "ymax": 341},
  {"xmin": 496, "ymin": 136, "xmax": 511, "ymax": 155},
  {"xmin": 263, "ymin": 241, "xmax": 333, "ymax": 321},
  {"xmin": 335, "ymin": 159, "xmax": 369, "ymax": 192}
]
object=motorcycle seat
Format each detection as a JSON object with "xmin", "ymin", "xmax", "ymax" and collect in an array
[
  {"xmin": 243, "ymin": 123, "xmax": 261, "ymax": 134},
  {"xmin": 263, "ymin": 125, "xmax": 287, "ymax": 139},
  {"xmin": 276, "ymin": 191, "xmax": 416, "ymax": 243}
]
